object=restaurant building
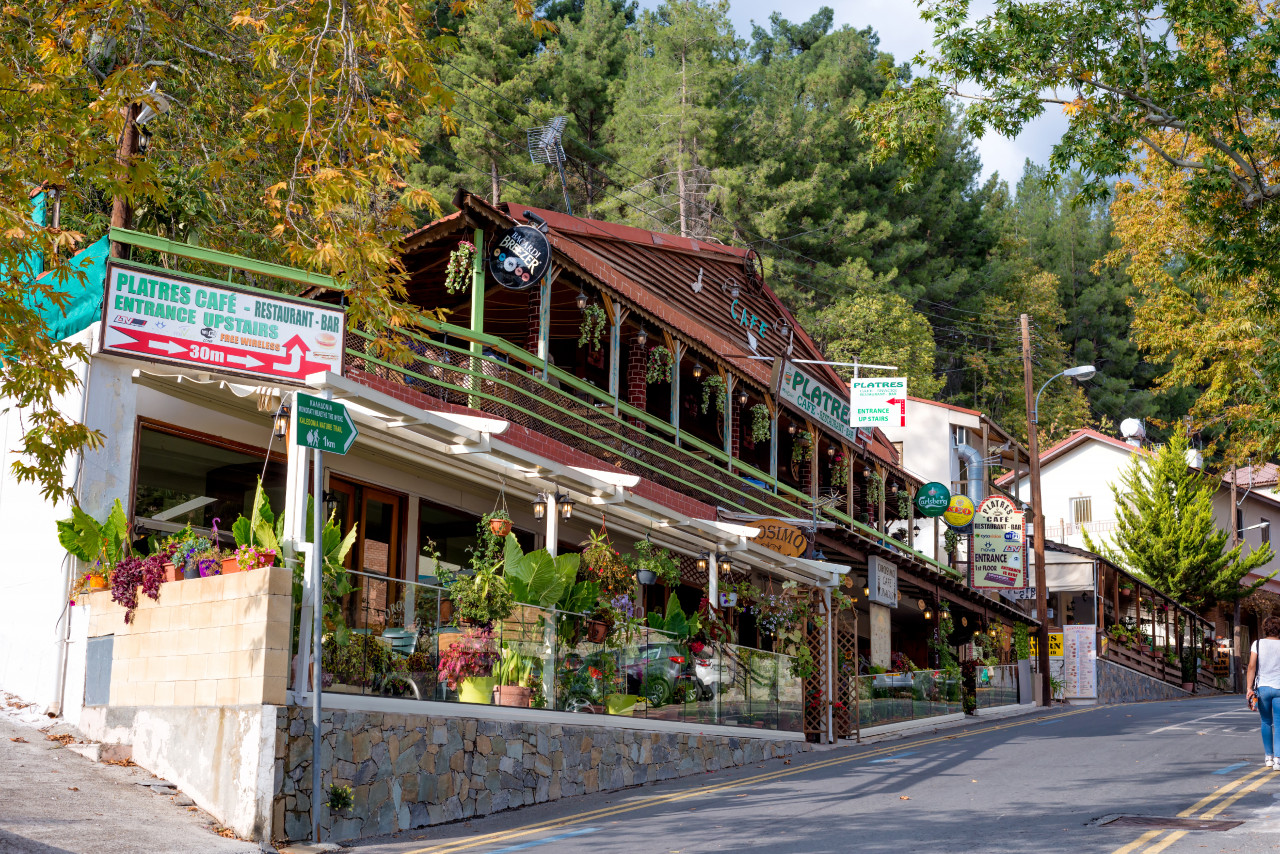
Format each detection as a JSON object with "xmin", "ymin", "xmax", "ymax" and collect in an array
[{"xmin": 0, "ymin": 193, "xmax": 1037, "ymax": 842}]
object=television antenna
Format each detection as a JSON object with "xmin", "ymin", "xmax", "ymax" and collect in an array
[{"xmin": 527, "ymin": 116, "xmax": 573, "ymax": 215}]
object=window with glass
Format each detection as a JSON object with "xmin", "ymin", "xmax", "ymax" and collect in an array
[{"xmin": 132, "ymin": 423, "xmax": 285, "ymax": 544}]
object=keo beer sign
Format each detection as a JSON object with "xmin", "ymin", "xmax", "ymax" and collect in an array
[{"xmin": 101, "ymin": 262, "xmax": 345, "ymax": 383}]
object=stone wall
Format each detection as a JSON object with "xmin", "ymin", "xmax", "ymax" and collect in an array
[
  {"xmin": 275, "ymin": 708, "xmax": 808, "ymax": 843},
  {"xmin": 1097, "ymin": 659, "xmax": 1191, "ymax": 704}
]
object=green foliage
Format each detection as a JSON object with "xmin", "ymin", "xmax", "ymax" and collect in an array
[
  {"xmin": 749, "ymin": 404, "xmax": 770, "ymax": 444},
  {"xmin": 493, "ymin": 645, "xmax": 534, "ymax": 687},
  {"xmin": 502, "ymin": 534, "xmax": 582, "ymax": 609},
  {"xmin": 1087, "ymin": 433, "xmax": 1276, "ymax": 609},
  {"xmin": 646, "ymin": 593, "xmax": 700, "ymax": 641},
  {"xmin": 578, "ymin": 304, "xmax": 608, "ymax": 351},
  {"xmin": 645, "ymin": 345, "xmax": 674, "ymax": 385},
  {"xmin": 57, "ymin": 499, "xmax": 129, "ymax": 570},
  {"xmin": 327, "ymin": 784, "xmax": 353, "ymax": 812},
  {"xmin": 1013, "ymin": 623, "xmax": 1031, "ymax": 661},
  {"xmin": 805, "ymin": 291, "xmax": 942, "ymax": 399},
  {"xmin": 627, "ymin": 539, "xmax": 679, "ymax": 587},
  {"xmin": 322, "ymin": 632, "xmax": 393, "ymax": 688},
  {"xmin": 700, "ymin": 374, "xmax": 726, "ymax": 416},
  {"xmin": 448, "ymin": 562, "xmax": 516, "ymax": 627}
]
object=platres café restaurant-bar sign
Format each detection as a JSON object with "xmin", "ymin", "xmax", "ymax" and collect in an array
[{"xmin": 101, "ymin": 262, "xmax": 346, "ymax": 383}]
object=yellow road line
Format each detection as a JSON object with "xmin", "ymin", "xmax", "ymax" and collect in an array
[
  {"xmin": 1143, "ymin": 830, "xmax": 1184, "ymax": 853},
  {"xmin": 1201, "ymin": 768, "xmax": 1278, "ymax": 819},
  {"xmin": 1110, "ymin": 831, "xmax": 1164, "ymax": 854},
  {"xmin": 404, "ymin": 707, "xmax": 1095, "ymax": 854},
  {"xmin": 1175, "ymin": 765, "xmax": 1269, "ymax": 817}
]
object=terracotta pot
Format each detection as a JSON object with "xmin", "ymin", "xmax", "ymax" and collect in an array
[
  {"xmin": 586, "ymin": 620, "xmax": 609, "ymax": 644},
  {"xmin": 439, "ymin": 599, "xmax": 455, "ymax": 624},
  {"xmin": 492, "ymin": 685, "xmax": 531, "ymax": 707},
  {"xmin": 1181, "ymin": 681, "xmax": 1194, "ymax": 692},
  {"xmin": 489, "ymin": 517, "xmax": 513, "ymax": 537},
  {"xmin": 220, "ymin": 556, "xmax": 242, "ymax": 575},
  {"xmin": 162, "ymin": 562, "xmax": 180, "ymax": 583},
  {"xmin": 87, "ymin": 575, "xmax": 108, "ymax": 591}
]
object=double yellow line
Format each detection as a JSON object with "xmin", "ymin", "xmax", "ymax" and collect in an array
[
  {"xmin": 1111, "ymin": 765, "xmax": 1279, "ymax": 854},
  {"xmin": 402, "ymin": 706, "xmax": 1095, "ymax": 854}
]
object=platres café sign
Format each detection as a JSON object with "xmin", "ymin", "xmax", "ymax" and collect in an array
[{"xmin": 777, "ymin": 361, "xmax": 868, "ymax": 448}]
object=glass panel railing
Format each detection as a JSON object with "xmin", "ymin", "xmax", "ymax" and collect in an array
[
  {"xmin": 309, "ymin": 570, "xmax": 801, "ymax": 733},
  {"xmin": 850, "ymin": 669, "xmax": 965, "ymax": 730},
  {"xmin": 975, "ymin": 665, "xmax": 1019, "ymax": 708}
]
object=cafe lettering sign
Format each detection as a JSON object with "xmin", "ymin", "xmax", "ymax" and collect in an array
[
  {"xmin": 778, "ymin": 361, "xmax": 869, "ymax": 448},
  {"xmin": 751, "ymin": 518, "xmax": 807, "ymax": 558},
  {"xmin": 971, "ymin": 495, "xmax": 1026, "ymax": 589},
  {"xmin": 101, "ymin": 262, "xmax": 345, "ymax": 383},
  {"xmin": 489, "ymin": 225, "xmax": 551, "ymax": 290}
]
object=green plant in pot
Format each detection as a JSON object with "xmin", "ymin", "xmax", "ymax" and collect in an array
[
  {"xmin": 492, "ymin": 646, "xmax": 534, "ymax": 707},
  {"xmin": 628, "ymin": 539, "xmax": 679, "ymax": 586},
  {"xmin": 437, "ymin": 629, "xmax": 499, "ymax": 704}
]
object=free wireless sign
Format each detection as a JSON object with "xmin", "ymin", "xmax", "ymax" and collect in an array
[{"xmin": 488, "ymin": 224, "xmax": 551, "ymax": 290}]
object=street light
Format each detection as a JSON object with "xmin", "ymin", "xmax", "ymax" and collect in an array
[{"xmin": 1023, "ymin": 316, "xmax": 1102, "ymax": 708}]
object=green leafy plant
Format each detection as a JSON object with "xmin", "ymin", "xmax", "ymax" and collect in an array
[
  {"xmin": 866, "ymin": 471, "xmax": 884, "ymax": 504},
  {"xmin": 322, "ymin": 632, "xmax": 393, "ymax": 688},
  {"xmin": 628, "ymin": 539, "xmax": 679, "ymax": 587},
  {"xmin": 444, "ymin": 240, "xmax": 476, "ymax": 294},
  {"xmin": 700, "ymin": 374, "xmax": 726, "ymax": 416},
  {"xmin": 579, "ymin": 304, "xmax": 607, "ymax": 351},
  {"xmin": 580, "ymin": 527, "xmax": 632, "ymax": 599},
  {"xmin": 831, "ymin": 449, "xmax": 848, "ymax": 488},
  {"xmin": 447, "ymin": 561, "xmax": 515, "ymax": 627},
  {"xmin": 1013, "ymin": 623, "xmax": 1031, "ymax": 661},
  {"xmin": 646, "ymin": 593, "xmax": 700, "ymax": 642},
  {"xmin": 492, "ymin": 646, "xmax": 533, "ymax": 687},
  {"xmin": 327, "ymin": 783, "xmax": 353, "ymax": 813},
  {"xmin": 57, "ymin": 499, "xmax": 129, "ymax": 573},
  {"xmin": 749, "ymin": 403, "xmax": 770, "ymax": 443},
  {"xmin": 645, "ymin": 345, "xmax": 674, "ymax": 384},
  {"xmin": 944, "ymin": 527, "xmax": 959, "ymax": 556},
  {"xmin": 1049, "ymin": 674, "xmax": 1065, "ymax": 701},
  {"xmin": 897, "ymin": 489, "xmax": 911, "ymax": 520},
  {"xmin": 502, "ymin": 535, "xmax": 582, "ymax": 609},
  {"xmin": 792, "ymin": 432, "xmax": 812, "ymax": 462}
]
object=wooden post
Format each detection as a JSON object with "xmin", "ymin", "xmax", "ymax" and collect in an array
[
  {"xmin": 670, "ymin": 338, "xmax": 684, "ymax": 446},
  {"xmin": 468, "ymin": 227, "xmax": 485, "ymax": 408},
  {"xmin": 1021, "ymin": 313, "xmax": 1051, "ymax": 706},
  {"xmin": 110, "ymin": 104, "xmax": 140, "ymax": 258},
  {"xmin": 875, "ymin": 463, "xmax": 886, "ymax": 534}
]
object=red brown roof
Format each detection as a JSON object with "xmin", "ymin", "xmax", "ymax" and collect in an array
[
  {"xmin": 1223, "ymin": 463, "xmax": 1280, "ymax": 488},
  {"xmin": 994, "ymin": 427, "xmax": 1143, "ymax": 487}
]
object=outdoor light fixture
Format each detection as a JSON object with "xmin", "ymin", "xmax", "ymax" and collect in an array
[
  {"xmin": 863, "ymin": 578, "xmax": 870, "ymax": 598},
  {"xmin": 718, "ymin": 554, "xmax": 733, "ymax": 574},
  {"xmin": 692, "ymin": 360, "xmax": 704, "ymax": 380},
  {"xmin": 273, "ymin": 404, "xmax": 290, "ymax": 440},
  {"xmin": 696, "ymin": 552, "xmax": 709, "ymax": 573},
  {"xmin": 787, "ymin": 422, "xmax": 797, "ymax": 436},
  {"xmin": 1064, "ymin": 364, "xmax": 1097, "ymax": 381},
  {"xmin": 636, "ymin": 326, "xmax": 648, "ymax": 348},
  {"xmin": 737, "ymin": 389, "xmax": 749, "ymax": 407},
  {"xmin": 323, "ymin": 490, "xmax": 338, "ymax": 516},
  {"xmin": 827, "ymin": 445, "xmax": 836, "ymax": 458},
  {"xmin": 532, "ymin": 493, "xmax": 548, "ymax": 521},
  {"xmin": 729, "ymin": 284, "xmax": 740, "ymax": 300},
  {"xmin": 575, "ymin": 290, "xmax": 588, "ymax": 311},
  {"xmin": 558, "ymin": 494, "xmax": 576, "ymax": 521},
  {"xmin": 924, "ymin": 608, "xmax": 933, "ymax": 620},
  {"xmin": 778, "ymin": 321, "xmax": 791, "ymax": 338}
]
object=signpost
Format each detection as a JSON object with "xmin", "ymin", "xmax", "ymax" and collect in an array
[
  {"xmin": 868, "ymin": 556, "xmax": 898, "ymax": 608},
  {"xmin": 294, "ymin": 392, "xmax": 357, "ymax": 455},
  {"xmin": 848, "ymin": 377, "xmax": 908, "ymax": 428},
  {"xmin": 751, "ymin": 518, "xmax": 808, "ymax": 558},
  {"xmin": 914, "ymin": 482, "xmax": 951, "ymax": 517},
  {"xmin": 971, "ymin": 495, "xmax": 1027, "ymax": 589},
  {"xmin": 101, "ymin": 262, "xmax": 345, "ymax": 382}
]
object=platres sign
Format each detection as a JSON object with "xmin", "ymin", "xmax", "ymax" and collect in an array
[
  {"xmin": 101, "ymin": 262, "xmax": 345, "ymax": 382},
  {"xmin": 971, "ymin": 495, "xmax": 1026, "ymax": 589},
  {"xmin": 489, "ymin": 225, "xmax": 551, "ymax": 290},
  {"xmin": 778, "ymin": 361, "xmax": 867, "ymax": 448}
]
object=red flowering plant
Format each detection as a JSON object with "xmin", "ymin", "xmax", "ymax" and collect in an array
[
  {"xmin": 436, "ymin": 629, "xmax": 499, "ymax": 690},
  {"xmin": 580, "ymin": 527, "xmax": 632, "ymax": 599},
  {"xmin": 111, "ymin": 548, "xmax": 175, "ymax": 624}
]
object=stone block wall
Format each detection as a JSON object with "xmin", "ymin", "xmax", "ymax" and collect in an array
[
  {"xmin": 85, "ymin": 567, "xmax": 293, "ymax": 707},
  {"xmin": 1097, "ymin": 659, "xmax": 1191, "ymax": 704},
  {"xmin": 275, "ymin": 708, "xmax": 808, "ymax": 843}
]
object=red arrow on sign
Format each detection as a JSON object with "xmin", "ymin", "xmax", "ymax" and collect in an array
[{"xmin": 886, "ymin": 397, "xmax": 907, "ymax": 426}]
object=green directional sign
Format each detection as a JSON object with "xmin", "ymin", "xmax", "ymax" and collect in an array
[{"xmin": 295, "ymin": 392, "xmax": 357, "ymax": 455}]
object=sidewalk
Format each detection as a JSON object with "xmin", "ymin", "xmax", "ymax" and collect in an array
[{"xmin": 0, "ymin": 695, "xmax": 259, "ymax": 854}]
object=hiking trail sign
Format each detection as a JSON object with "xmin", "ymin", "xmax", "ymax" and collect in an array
[{"xmin": 295, "ymin": 393, "xmax": 357, "ymax": 455}]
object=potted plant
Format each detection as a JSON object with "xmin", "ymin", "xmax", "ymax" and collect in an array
[
  {"xmin": 580, "ymin": 528, "xmax": 633, "ymax": 598},
  {"xmin": 579, "ymin": 303, "xmax": 607, "ymax": 351},
  {"xmin": 234, "ymin": 544, "xmax": 277, "ymax": 572},
  {"xmin": 646, "ymin": 345, "xmax": 674, "ymax": 385},
  {"xmin": 438, "ymin": 630, "xmax": 499, "ymax": 704},
  {"xmin": 1180, "ymin": 649, "xmax": 1197, "ymax": 692},
  {"xmin": 443, "ymin": 560, "xmax": 515, "ymax": 628},
  {"xmin": 492, "ymin": 647, "xmax": 533, "ymax": 707},
  {"xmin": 59, "ymin": 499, "xmax": 130, "ymax": 599},
  {"xmin": 700, "ymin": 374, "xmax": 726, "ymax": 416},
  {"xmin": 444, "ymin": 240, "xmax": 476, "ymax": 294},
  {"xmin": 488, "ymin": 512, "xmax": 513, "ymax": 538},
  {"xmin": 627, "ymin": 539, "xmax": 678, "ymax": 587}
]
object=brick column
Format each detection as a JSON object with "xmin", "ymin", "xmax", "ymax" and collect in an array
[
  {"xmin": 525, "ymin": 288, "xmax": 540, "ymax": 356},
  {"xmin": 730, "ymin": 399, "xmax": 742, "ymax": 460},
  {"xmin": 626, "ymin": 336, "xmax": 647, "ymax": 426}
]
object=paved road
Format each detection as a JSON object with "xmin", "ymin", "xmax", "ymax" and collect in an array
[
  {"xmin": 0, "ymin": 707, "xmax": 256, "ymax": 854},
  {"xmin": 348, "ymin": 696, "xmax": 1280, "ymax": 854}
]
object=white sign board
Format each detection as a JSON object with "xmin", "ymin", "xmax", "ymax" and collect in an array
[
  {"xmin": 849, "ymin": 377, "xmax": 907, "ymax": 428},
  {"xmin": 971, "ymin": 495, "xmax": 1027, "ymax": 589},
  {"xmin": 101, "ymin": 262, "xmax": 346, "ymax": 383},
  {"xmin": 868, "ymin": 556, "xmax": 898, "ymax": 608},
  {"xmin": 778, "ymin": 361, "xmax": 870, "ymax": 447},
  {"xmin": 1062, "ymin": 624, "xmax": 1097, "ymax": 698}
]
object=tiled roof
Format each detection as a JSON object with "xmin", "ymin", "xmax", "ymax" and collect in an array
[
  {"xmin": 994, "ymin": 428, "xmax": 1143, "ymax": 487},
  {"xmin": 1223, "ymin": 463, "xmax": 1280, "ymax": 488}
]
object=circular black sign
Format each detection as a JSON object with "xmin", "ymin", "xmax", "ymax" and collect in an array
[{"xmin": 488, "ymin": 225, "xmax": 551, "ymax": 290}]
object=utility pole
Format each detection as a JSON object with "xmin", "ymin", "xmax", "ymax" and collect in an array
[
  {"xmin": 1231, "ymin": 464, "xmax": 1241, "ymax": 692},
  {"xmin": 110, "ymin": 103, "xmax": 140, "ymax": 258},
  {"xmin": 1020, "ymin": 313, "xmax": 1052, "ymax": 707}
]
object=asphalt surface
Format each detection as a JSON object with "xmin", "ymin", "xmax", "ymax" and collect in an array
[
  {"xmin": 0, "ymin": 700, "xmax": 256, "ymax": 854},
  {"xmin": 345, "ymin": 695, "xmax": 1280, "ymax": 854}
]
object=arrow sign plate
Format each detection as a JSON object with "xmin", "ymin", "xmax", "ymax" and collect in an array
[
  {"xmin": 101, "ymin": 261, "xmax": 345, "ymax": 384},
  {"xmin": 295, "ymin": 392, "xmax": 357, "ymax": 455},
  {"xmin": 849, "ymin": 377, "xmax": 908, "ymax": 428}
]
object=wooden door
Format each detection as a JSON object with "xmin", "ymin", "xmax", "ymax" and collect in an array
[{"xmin": 330, "ymin": 476, "xmax": 405, "ymax": 630}]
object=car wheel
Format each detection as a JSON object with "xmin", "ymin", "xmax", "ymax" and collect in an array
[
  {"xmin": 645, "ymin": 680, "xmax": 672, "ymax": 707},
  {"xmin": 564, "ymin": 697, "xmax": 595, "ymax": 713}
]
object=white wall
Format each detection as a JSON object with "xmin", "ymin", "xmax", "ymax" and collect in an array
[
  {"xmin": 1213, "ymin": 490, "xmax": 1280, "ymax": 595},
  {"xmin": 1009, "ymin": 439, "xmax": 1136, "ymax": 555}
]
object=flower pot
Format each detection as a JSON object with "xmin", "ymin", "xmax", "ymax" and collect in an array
[
  {"xmin": 439, "ymin": 599, "xmax": 455, "ymax": 624},
  {"xmin": 1181, "ymin": 681, "xmax": 1194, "ymax": 692},
  {"xmin": 493, "ymin": 685, "xmax": 532, "ymax": 707},
  {"xmin": 586, "ymin": 620, "xmax": 609, "ymax": 644},
  {"xmin": 87, "ymin": 575, "xmax": 108, "ymax": 591},
  {"xmin": 220, "ymin": 556, "xmax": 242, "ymax": 575},
  {"xmin": 604, "ymin": 693, "xmax": 640, "ymax": 716},
  {"xmin": 636, "ymin": 569, "xmax": 657, "ymax": 585},
  {"xmin": 458, "ymin": 676, "xmax": 497, "ymax": 705},
  {"xmin": 718, "ymin": 591, "xmax": 738, "ymax": 608},
  {"xmin": 489, "ymin": 517, "xmax": 513, "ymax": 537},
  {"xmin": 162, "ymin": 562, "xmax": 181, "ymax": 583}
]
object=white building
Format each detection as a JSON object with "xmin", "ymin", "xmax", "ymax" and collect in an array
[{"xmin": 879, "ymin": 397, "xmax": 1027, "ymax": 565}]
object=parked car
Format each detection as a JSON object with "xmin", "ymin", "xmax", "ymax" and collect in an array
[
  {"xmin": 560, "ymin": 645, "xmax": 700, "ymax": 710},
  {"xmin": 692, "ymin": 647, "xmax": 738, "ymax": 699}
]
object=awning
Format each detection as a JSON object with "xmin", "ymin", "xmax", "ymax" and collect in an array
[{"xmin": 32, "ymin": 235, "xmax": 110, "ymax": 341}]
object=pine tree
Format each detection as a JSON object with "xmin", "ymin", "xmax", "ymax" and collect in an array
[{"xmin": 1086, "ymin": 433, "xmax": 1275, "ymax": 610}]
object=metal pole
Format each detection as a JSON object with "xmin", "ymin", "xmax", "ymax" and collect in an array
[
  {"xmin": 310, "ymin": 396, "xmax": 328, "ymax": 843},
  {"xmin": 1021, "ymin": 314, "xmax": 1052, "ymax": 707}
]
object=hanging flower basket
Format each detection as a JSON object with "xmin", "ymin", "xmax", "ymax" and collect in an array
[
  {"xmin": 586, "ymin": 620, "xmax": 609, "ymax": 644},
  {"xmin": 444, "ymin": 240, "xmax": 476, "ymax": 294},
  {"xmin": 646, "ymin": 345, "xmax": 674, "ymax": 384},
  {"xmin": 489, "ymin": 517, "xmax": 513, "ymax": 537}
]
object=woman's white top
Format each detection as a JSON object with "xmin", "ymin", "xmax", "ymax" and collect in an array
[{"xmin": 1252, "ymin": 638, "xmax": 1280, "ymax": 689}]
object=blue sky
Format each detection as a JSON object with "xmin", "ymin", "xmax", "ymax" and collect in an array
[{"xmin": 657, "ymin": 0, "xmax": 1070, "ymax": 185}]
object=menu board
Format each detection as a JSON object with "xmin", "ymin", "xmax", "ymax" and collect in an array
[
  {"xmin": 1062, "ymin": 624, "xmax": 1097, "ymax": 698},
  {"xmin": 971, "ymin": 495, "xmax": 1027, "ymax": 589}
]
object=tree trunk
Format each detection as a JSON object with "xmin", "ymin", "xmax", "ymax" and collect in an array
[{"xmin": 491, "ymin": 158, "xmax": 500, "ymax": 205}]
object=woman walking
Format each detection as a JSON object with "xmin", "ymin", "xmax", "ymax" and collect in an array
[{"xmin": 1246, "ymin": 616, "xmax": 1280, "ymax": 767}]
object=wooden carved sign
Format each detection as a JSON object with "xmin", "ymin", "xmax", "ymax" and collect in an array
[{"xmin": 752, "ymin": 518, "xmax": 808, "ymax": 558}]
